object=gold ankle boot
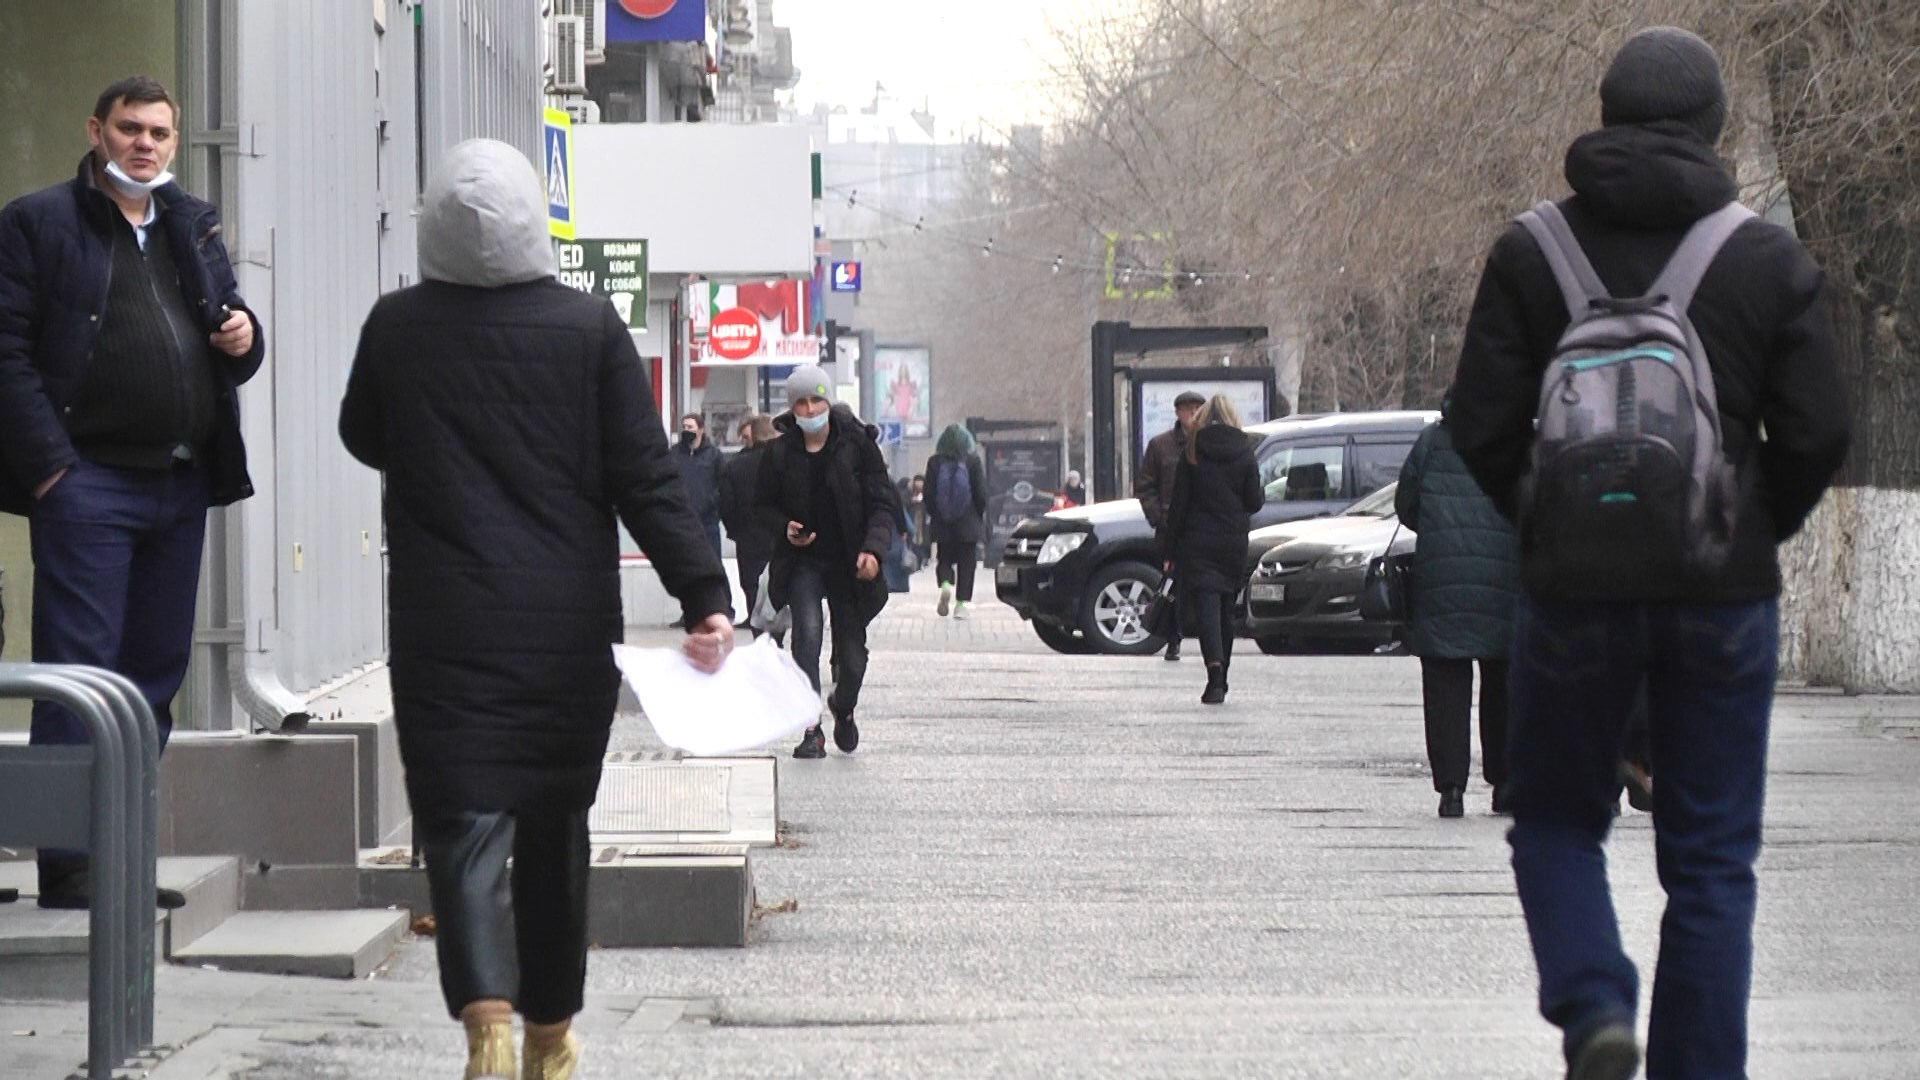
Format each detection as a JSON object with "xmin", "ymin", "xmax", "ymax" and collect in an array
[
  {"xmin": 463, "ymin": 1020, "xmax": 518, "ymax": 1079},
  {"xmin": 523, "ymin": 1031, "xmax": 581, "ymax": 1080}
]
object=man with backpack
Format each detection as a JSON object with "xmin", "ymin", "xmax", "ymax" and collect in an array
[
  {"xmin": 923, "ymin": 424, "xmax": 987, "ymax": 619},
  {"xmin": 1449, "ymin": 28, "xmax": 1850, "ymax": 1080}
]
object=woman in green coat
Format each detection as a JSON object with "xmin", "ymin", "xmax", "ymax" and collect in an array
[{"xmin": 1395, "ymin": 400, "xmax": 1521, "ymax": 819}]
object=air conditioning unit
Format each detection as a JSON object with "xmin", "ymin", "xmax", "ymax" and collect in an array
[
  {"xmin": 548, "ymin": 15, "xmax": 587, "ymax": 95},
  {"xmin": 552, "ymin": 0, "xmax": 605, "ymax": 61},
  {"xmin": 563, "ymin": 96, "xmax": 601, "ymax": 125}
]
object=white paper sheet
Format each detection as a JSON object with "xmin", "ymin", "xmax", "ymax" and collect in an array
[{"xmin": 612, "ymin": 637, "xmax": 820, "ymax": 756}]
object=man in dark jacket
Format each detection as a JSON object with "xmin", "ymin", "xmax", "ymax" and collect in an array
[
  {"xmin": 1394, "ymin": 401, "xmax": 1519, "ymax": 819},
  {"xmin": 718, "ymin": 414, "xmax": 776, "ymax": 627},
  {"xmin": 755, "ymin": 365, "xmax": 895, "ymax": 760},
  {"xmin": 1448, "ymin": 29, "xmax": 1850, "ymax": 1079},
  {"xmin": 674, "ymin": 412, "xmax": 725, "ymax": 557},
  {"xmin": 1135, "ymin": 389, "xmax": 1203, "ymax": 660},
  {"xmin": 0, "ymin": 76, "xmax": 265, "ymax": 910},
  {"xmin": 923, "ymin": 423, "xmax": 988, "ymax": 619},
  {"xmin": 340, "ymin": 139, "xmax": 732, "ymax": 1078}
]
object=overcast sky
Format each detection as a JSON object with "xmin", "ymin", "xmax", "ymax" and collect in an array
[{"xmin": 778, "ymin": 0, "xmax": 1108, "ymax": 138}]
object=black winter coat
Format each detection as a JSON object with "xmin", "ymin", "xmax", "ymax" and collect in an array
[
  {"xmin": 1135, "ymin": 425, "xmax": 1186, "ymax": 530},
  {"xmin": 1395, "ymin": 420, "xmax": 1520, "ymax": 660},
  {"xmin": 1164, "ymin": 425, "xmax": 1264, "ymax": 594},
  {"xmin": 718, "ymin": 442, "xmax": 774, "ymax": 560},
  {"xmin": 922, "ymin": 450, "xmax": 987, "ymax": 547},
  {"xmin": 0, "ymin": 157, "xmax": 265, "ymax": 514},
  {"xmin": 1450, "ymin": 122, "xmax": 1851, "ymax": 603},
  {"xmin": 339, "ymin": 280, "xmax": 731, "ymax": 814},
  {"xmin": 673, "ymin": 439, "xmax": 724, "ymax": 525},
  {"xmin": 755, "ymin": 406, "xmax": 896, "ymax": 627}
]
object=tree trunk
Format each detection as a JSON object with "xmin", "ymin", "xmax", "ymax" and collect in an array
[{"xmin": 1764, "ymin": 10, "xmax": 1920, "ymax": 692}]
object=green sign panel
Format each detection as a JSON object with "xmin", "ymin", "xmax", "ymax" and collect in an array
[{"xmin": 557, "ymin": 239, "xmax": 649, "ymax": 329}]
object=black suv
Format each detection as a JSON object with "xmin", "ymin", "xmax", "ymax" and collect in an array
[{"xmin": 995, "ymin": 411, "xmax": 1437, "ymax": 654}]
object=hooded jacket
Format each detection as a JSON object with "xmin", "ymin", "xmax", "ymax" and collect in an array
[
  {"xmin": 755, "ymin": 404, "xmax": 896, "ymax": 627},
  {"xmin": 0, "ymin": 155, "xmax": 265, "ymax": 513},
  {"xmin": 1395, "ymin": 411, "xmax": 1520, "ymax": 659},
  {"xmin": 338, "ymin": 139, "xmax": 730, "ymax": 814},
  {"xmin": 924, "ymin": 426, "xmax": 988, "ymax": 548},
  {"xmin": 1450, "ymin": 122, "xmax": 1851, "ymax": 603},
  {"xmin": 1164, "ymin": 423, "xmax": 1264, "ymax": 594}
]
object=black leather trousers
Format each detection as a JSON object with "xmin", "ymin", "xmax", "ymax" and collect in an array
[{"xmin": 416, "ymin": 807, "xmax": 592, "ymax": 1024}]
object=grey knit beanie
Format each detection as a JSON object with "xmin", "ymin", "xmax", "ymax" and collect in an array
[
  {"xmin": 1600, "ymin": 27, "xmax": 1727, "ymax": 145},
  {"xmin": 784, "ymin": 364, "xmax": 832, "ymax": 408}
]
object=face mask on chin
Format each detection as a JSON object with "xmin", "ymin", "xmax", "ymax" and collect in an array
[
  {"xmin": 103, "ymin": 158, "xmax": 174, "ymax": 198},
  {"xmin": 796, "ymin": 412, "xmax": 829, "ymax": 435}
]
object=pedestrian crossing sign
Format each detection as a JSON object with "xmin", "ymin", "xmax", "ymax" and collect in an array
[{"xmin": 544, "ymin": 108, "xmax": 576, "ymax": 241}]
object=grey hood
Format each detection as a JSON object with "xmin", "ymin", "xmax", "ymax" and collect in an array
[{"xmin": 418, "ymin": 139, "xmax": 554, "ymax": 288}]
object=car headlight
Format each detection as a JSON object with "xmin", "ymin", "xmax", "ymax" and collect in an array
[
  {"xmin": 1316, "ymin": 548, "xmax": 1371, "ymax": 570},
  {"xmin": 1036, "ymin": 532, "xmax": 1090, "ymax": 565}
]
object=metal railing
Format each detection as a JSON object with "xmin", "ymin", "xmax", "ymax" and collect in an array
[{"xmin": 0, "ymin": 663, "xmax": 159, "ymax": 1079}]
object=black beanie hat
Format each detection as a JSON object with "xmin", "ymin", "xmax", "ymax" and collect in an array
[{"xmin": 1600, "ymin": 27, "xmax": 1727, "ymax": 145}]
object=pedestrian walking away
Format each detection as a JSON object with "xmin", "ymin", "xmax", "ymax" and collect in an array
[
  {"xmin": 673, "ymin": 411, "xmax": 727, "ymax": 558},
  {"xmin": 338, "ymin": 138, "xmax": 734, "ymax": 1080},
  {"xmin": 756, "ymin": 364, "xmax": 896, "ymax": 759},
  {"xmin": 1137, "ymin": 389, "xmax": 1204, "ymax": 661},
  {"xmin": 1448, "ymin": 27, "xmax": 1851, "ymax": 1080},
  {"xmin": 0, "ymin": 75, "xmax": 264, "ymax": 912},
  {"xmin": 1161, "ymin": 395, "xmax": 1262, "ymax": 705},
  {"xmin": 1393, "ymin": 395, "xmax": 1520, "ymax": 820},
  {"xmin": 720, "ymin": 414, "xmax": 777, "ymax": 629},
  {"xmin": 924, "ymin": 423, "xmax": 987, "ymax": 620}
]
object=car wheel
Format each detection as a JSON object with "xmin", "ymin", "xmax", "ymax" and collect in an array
[
  {"xmin": 1256, "ymin": 635, "xmax": 1292, "ymax": 656},
  {"xmin": 1032, "ymin": 621, "xmax": 1090, "ymax": 654},
  {"xmin": 1079, "ymin": 561, "xmax": 1167, "ymax": 656}
]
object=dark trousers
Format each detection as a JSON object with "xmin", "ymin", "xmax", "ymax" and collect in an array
[
  {"xmin": 936, "ymin": 540, "xmax": 977, "ymax": 603},
  {"xmin": 417, "ymin": 806, "xmax": 591, "ymax": 1024},
  {"xmin": 738, "ymin": 548, "xmax": 770, "ymax": 622},
  {"xmin": 1420, "ymin": 657, "xmax": 1510, "ymax": 793},
  {"xmin": 29, "ymin": 461, "xmax": 208, "ymax": 885},
  {"xmin": 701, "ymin": 517, "xmax": 723, "ymax": 561},
  {"xmin": 1507, "ymin": 596, "xmax": 1778, "ymax": 1076},
  {"xmin": 787, "ymin": 557, "xmax": 868, "ymax": 720},
  {"xmin": 1188, "ymin": 588, "xmax": 1236, "ymax": 669}
]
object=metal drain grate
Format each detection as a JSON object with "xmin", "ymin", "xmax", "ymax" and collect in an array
[{"xmin": 590, "ymin": 764, "xmax": 732, "ymax": 835}]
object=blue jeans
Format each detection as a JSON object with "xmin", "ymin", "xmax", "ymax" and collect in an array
[
  {"xmin": 786, "ymin": 557, "xmax": 868, "ymax": 720},
  {"xmin": 1507, "ymin": 595, "xmax": 1778, "ymax": 1077},
  {"xmin": 29, "ymin": 460, "xmax": 210, "ymax": 883}
]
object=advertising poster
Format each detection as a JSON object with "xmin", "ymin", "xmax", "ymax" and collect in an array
[
  {"xmin": 872, "ymin": 346, "xmax": 933, "ymax": 438},
  {"xmin": 556, "ymin": 239, "xmax": 648, "ymax": 328},
  {"xmin": 693, "ymin": 279, "xmax": 823, "ymax": 366},
  {"xmin": 1135, "ymin": 377, "xmax": 1272, "ymax": 462},
  {"xmin": 982, "ymin": 441, "xmax": 1063, "ymax": 568}
]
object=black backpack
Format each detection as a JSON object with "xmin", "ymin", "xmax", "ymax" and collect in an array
[
  {"xmin": 933, "ymin": 458, "xmax": 973, "ymax": 524},
  {"xmin": 1514, "ymin": 199, "xmax": 1753, "ymax": 600}
]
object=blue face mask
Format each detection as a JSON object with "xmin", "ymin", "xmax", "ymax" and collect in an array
[{"xmin": 796, "ymin": 411, "xmax": 829, "ymax": 435}]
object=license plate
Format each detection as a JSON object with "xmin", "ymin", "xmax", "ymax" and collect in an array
[
  {"xmin": 996, "ymin": 565, "xmax": 1020, "ymax": 586},
  {"xmin": 1250, "ymin": 583, "xmax": 1286, "ymax": 603}
]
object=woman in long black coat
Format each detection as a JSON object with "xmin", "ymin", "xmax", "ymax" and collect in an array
[
  {"xmin": 1163, "ymin": 395, "xmax": 1264, "ymax": 704},
  {"xmin": 339, "ymin": 139, "xmax": 732, "ymax": 1080}
]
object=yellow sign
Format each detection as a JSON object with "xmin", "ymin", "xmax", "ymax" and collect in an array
[{"xmin": 543, "ymin": 107, "xmax": 576, "ymax": 241}]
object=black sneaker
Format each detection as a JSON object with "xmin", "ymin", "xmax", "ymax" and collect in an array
[
  {"xmin": 1438, "ymin": 787, "xmax": 1465, "ymax": 819},
  {"xmin": 793, "ymin": 726, "xmax": 826, "ymax": 759},
  {"xmin": 833, "ymin": 714, "xmax": 860, "ymax": 754},
  {"xmin": 1567, "ymin": 1021, "xmax": 1640, "ymax": 1080}
]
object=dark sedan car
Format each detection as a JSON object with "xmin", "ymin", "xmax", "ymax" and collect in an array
[
  {"xmin": 1243, "ymin": 482, "xmax": 1415, "ymax": 653},
  {"xmin": 997, "ymin": 410, "xmax": 1436, "ymax": 654}
]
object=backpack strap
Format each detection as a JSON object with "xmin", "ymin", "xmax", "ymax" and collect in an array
[
  {"xmin": 1649, "ymin": 201, "xmax": 1757, "ymax": 314},
  {"xmin": 1516, "ymin": 200, "xmax": 1609, "ymax": 321}
]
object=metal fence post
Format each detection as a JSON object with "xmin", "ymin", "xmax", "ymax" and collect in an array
[{"xmin": 0, "ymin": 663, "xmax": 154, "ymax": 1079}]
